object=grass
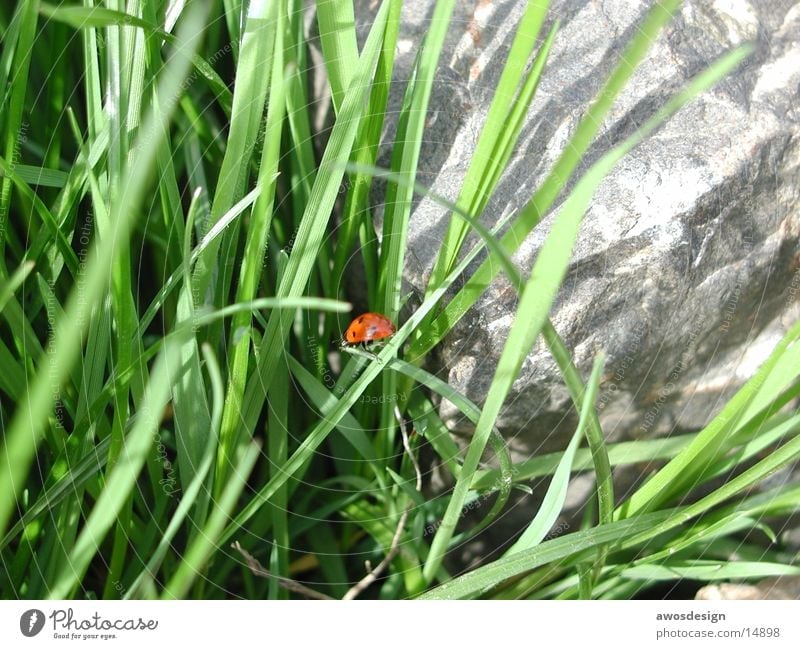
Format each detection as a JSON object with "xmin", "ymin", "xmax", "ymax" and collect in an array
[{"xmin": 0, "ymin": 0, "xmax": 797, "ymax": 601}]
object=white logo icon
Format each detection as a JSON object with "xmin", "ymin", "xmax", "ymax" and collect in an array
[{"xmin": 20, "ymin": 609, "xmax": 45, "ymax": 637}]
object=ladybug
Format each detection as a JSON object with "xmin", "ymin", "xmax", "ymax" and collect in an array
[{"xmin": 341, "ymin": 312, "xmax": 396, "ymax": 346}]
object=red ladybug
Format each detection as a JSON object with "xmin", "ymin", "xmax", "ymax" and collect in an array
[{"xmin": 341, "ymin": 312, "xmax": 396, "ymax": 346}]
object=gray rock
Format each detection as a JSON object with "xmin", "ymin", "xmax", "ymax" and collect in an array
[
  {"xmin": 353, "ymin": 0, "xmax": 800, "ymax": 464},
  {"xmin": 696, "ymin": 575, "xmax": 800, "ymax": 599}
]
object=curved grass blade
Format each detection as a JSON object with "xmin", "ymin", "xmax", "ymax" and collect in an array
[
  {"xmin": 345, "ymin": 162, "xmax": 525, "ymax": 293},
  {"xmin": 427, "ymin": 2, "xmax": 553, "ymax": 290},
  {"xmin": 286, "ymin": 356, "xmax": 387, "ymax": 488},
  {"xmin": 39, "ymin": 2, "xmax": 233, "ymax": 115},
  {"xmin": 470, "ymin": 432, "xmax": 694, "ymax": 490},
  {"xmin": 419, "ymin": 510, "xmax": 674, "ymax": 599},
  {"xmin": 620, "ymin": 415, "xmax": 800, "ymax": 552},
  {"xmin": 215, "ymin": 2, "xmax": 287, "ymax": 490},
  {"xmin": 378, "ymin": 0, "xmax": 455, "ymax": 317},
  {"xmin": 0, "ymin": 0, "xmax": 38, "ymax": 264},
  {"xmin": 0, "ymin": 156, "xmax": 80, "ymax": 276},
  {"xmin": 0, "ymin": 436, "xmax": 112, "ymax": 552},
  {"xmin": 621, "ymin": 561, "xmax": 800, "ymax": 582},
  {"xmin": 161, "ymin": 441, "xmax": 262, "ymax": 599},
  {"xmin": 504, "ymin": 353, "xmax": 605, "ymax": 556},
  {"xmin": 383, "ymin": 357, "xmax": 513, "ymax": 534}
]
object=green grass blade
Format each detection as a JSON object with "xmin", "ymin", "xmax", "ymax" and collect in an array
[
  {"xmin": 471, "ymin": 433, "xmax": 694, "ymax": 490},
  {"xmin": 161, "ymin": 442, "xmax": 262, "ymax": 599},
  {"xmin": 327, "ymin": 0, "xmax": 400, "ymax": 311},
  {"xmin": 407, "ymin": 395, "xmax": 463, "ymax": 479},
  {"xmin": 215, "ymin": 1, "xmax": 286, "ymax": 488},
  {"xmin": 426, "ymin": 0, "xmax": 551, "ymax": 290},
  {"xmin": 171, "ymin": 190, "xmax": 213, "ymax": 516},
  {"xmin": 190, "ymin": 186, "xmax": 263, "ymax": 264},
  {"xmin": 0, "ymin": 3, "xmax": 25, "ymax": 121},
  {"xmin": 0, "ymin": 0, "xmax": 37, "ymax": 265},
  {"xmin": 621, "ymin": 561, "xmax": 800, "ymax": 582},
  {"xmin": 194, "ymin": 297, "xmax": 351, "ymax": 323},
  {"xmin": 384, "ymin": 356, "xmax": 513, "ymax": 525},
  {"xmin": 0, "ymin": 156, "xmax": 80, "ymax": 276},
  {"xmin": 0, "ymin": 436, "xmax": 112, "ymax": 552},
  {"xmin": 378, "ymin": 0, "xmax": 455, "ymax": 317},
  {"xmin": 40, "ymin": 2, "xmax": 233, "ymax": 115},
  {"xmin": 477, "ymin": 22, "xmax": 557, "ymax": 219},
  {"xmin": 190, "ymin": 0, "xmax": 277, "ymax": 296},
  {"xmin": 1, "ymin": 164, "xmax": 68, "ymax": 187},
  {"xmin": 621, "ymin": 429, "xmax": 800, "ymax": 551},
  {"xmin": 0, "ymin": 260, "xmax": 33, "ymax": 313},
  {"xmin": 287, "ymin": 355, "xmax": 386, "ymax": 487},
  {"xmin": 315, "ymin": 0, "xmax": 359, "ymax": 113},
  {"xmin": 345, "ymin": 163, "xmax": 526, "ymax": 292},
  {"xmin": 541, "ymin": 322, "xmax": 613, "ymax": 529},
  {"xmin": 704, "ymin": 405, "xmax": 800, "ymax": 483},
  {"xmin": 267, "ymin": 349, "xmax": 290, "ymax": 599},
  {"xmin": 504, "ymin": 353, "xmax": 605, "ymax": 556},
  {"xmin": 175, "ymin": 0, "xmax": 278, "ymax": 506},
  {"xmin": 39, "ymin": 2, "xmax": 157, "ymax": 30},
  {"xmin": 100, "ymin": 0, "xmax": 150, "ymax": 598},
  {"xmin": 628, "ymin": 481, "xmax": 800, "ymax": 569},
  {"xmin": 374, "ymin": 0, "xmax": 455, "ymax": 480},
  {"xmin": 419, "ymin": 510, "xmax": 674, "ymax": 599},
  {"xmin": 131, "ymin": 184, "xmax": 269, "ymax": 343},
  {"xmin": 0, "ymin": 339, "xmax": 27, "ymax": 401}
]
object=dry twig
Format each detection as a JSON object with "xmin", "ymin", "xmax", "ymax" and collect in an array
[
  {"xmin": 232, "ymin": 541, "xmax": 334, "ymax": 600},
  {"xmin": 341, "ymin": 406, "xmax": 422, "ymax": 600}
]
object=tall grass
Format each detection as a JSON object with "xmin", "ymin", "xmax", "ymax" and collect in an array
[{"xmin": 0, "ymin": 0, "xmax": 796, "ymax": 600}]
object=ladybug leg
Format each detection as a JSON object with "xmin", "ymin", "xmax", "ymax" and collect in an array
[
  {"xmin": 361, "ymin": 342, "xmax": 383, "ymax": 363},
  {"xmin": 368, "ymin": 337, "xmax": 395, "ymax": 359},
  {"xmin": 340, "ymin": 344, "xmax": 383, "ymax": 365}
]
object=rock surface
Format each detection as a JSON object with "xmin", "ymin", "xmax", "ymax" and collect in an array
[
  {"xmin": 353, "ymin": 0, "xmax": 800, "ymax": 464},
  {"xmin": 696, "ymin": 575, "xmax": 800, "ymax": 599}
]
